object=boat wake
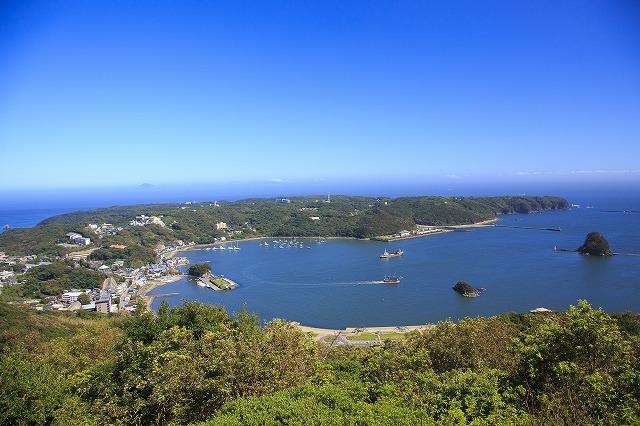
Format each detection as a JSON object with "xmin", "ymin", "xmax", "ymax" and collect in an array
[{"xmin": 244, "ymin": 279, "xmax": 388, "ymax": 287}]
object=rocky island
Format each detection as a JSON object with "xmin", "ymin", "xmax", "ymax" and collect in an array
[
  {"xmin": 577, "ymin": 232, "xmax": 613, "ymax": 256},
  {"xmin": 452, "ymin": 280, "xmax": 486, "ymax": 297}
]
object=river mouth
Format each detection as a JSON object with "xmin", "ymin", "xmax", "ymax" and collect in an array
[{"xmin": 149, "ymin": 208, "xmax": 640, "ymax": 329}]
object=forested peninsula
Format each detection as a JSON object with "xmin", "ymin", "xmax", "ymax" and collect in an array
[{"xmin": 0, "ymin": 195, "xmax": 569, "ymax": 258}]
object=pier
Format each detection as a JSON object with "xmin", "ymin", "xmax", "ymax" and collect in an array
[
  {"xmin": 554, "ymin": 247, "xmax": 640, "ymax": 257},
  {"xmin": 494, "ymin": 225, "xmax": 561, "ymax": 231},
  {"xmin": 601, "ymin": 209, "xmax": 640, "ymax": 214},
  {"xmin": 440, "ymin": 223, "xmax": 561, "ymax": 232}
]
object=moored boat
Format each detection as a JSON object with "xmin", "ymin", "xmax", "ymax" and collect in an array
[{"xmin": 380, "ymin": 249, "xmax": 403, "ymax": 259}]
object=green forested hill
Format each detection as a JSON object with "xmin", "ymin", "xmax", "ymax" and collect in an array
[
  {"xmin": 0, "ymin": 195, "xmax": 568, "ymax": 256},
  {"xmin": 0, "ymin": 300, "xmax": 638, "ymax": 425}
]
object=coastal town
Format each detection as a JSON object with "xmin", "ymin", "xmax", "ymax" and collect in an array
[
  {"xmin": 0, "ymin": 244, "xmax": 190, "ymax": 314},
  {"xmin": 0, "ymin": 210, "xmax": 246, "ymax": 314}
]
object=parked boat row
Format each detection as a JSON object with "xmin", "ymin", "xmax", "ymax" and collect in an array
[
  {"xmin": 261, "ymin": 239, "xmax": 311, "ymax": 249},
  {"xmin": 204, "ymin": 244, "xmax": 241, "ymax": 251}
]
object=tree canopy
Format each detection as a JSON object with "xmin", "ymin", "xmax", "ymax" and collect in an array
[
  {"xmin": 577, "ymin": 232, "xmax": 613, "ymax": 256},
  {"xmin": 0, "ymin": 300, "xmax": 638, "ymax": 425},
  {"xmin": 188, "ymin": 263, "xmax": 211, "ymax": 277}
]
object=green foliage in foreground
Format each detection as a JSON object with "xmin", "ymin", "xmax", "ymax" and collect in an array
[
  {"xmin": 1, "ymin": 300, "xmax": 638, "ymax": 425},
  {"xmin": 188, "ymin": 263, "xmax": 212, "ymax": 277}
]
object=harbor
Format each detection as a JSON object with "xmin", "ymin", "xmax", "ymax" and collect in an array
[{"xmin": 146, "ymin": 206, "xmax": 640, "ymax": 329}]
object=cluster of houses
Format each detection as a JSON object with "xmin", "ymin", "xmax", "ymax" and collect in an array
[
  {"xmin": 88, "ymin": 223, "xmax": 122, "ymax": 237},
  {"xmin": 129, "ymin": 215, "xmax": 166, "ymax": 227},
  {"xmin": 1, "ymin": 238, "xmax": 193, "ymax": 314},
  {"xmin": 57, "ymin": 289, "xmax": 116, "ymax": 313},
  {"xmin": 383, "ymin": 227, "xmax": 446, "ymax": 240},
  {"xmin": 0, "ymin": 251, "xmax": 52, "ymax": 287},
  {"xmin": 30, "ymin": 250, "xmax": 190, "ymax": 314}
]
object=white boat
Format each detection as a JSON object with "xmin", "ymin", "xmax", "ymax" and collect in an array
[
  {"xmin": 212, "ymin": 246, "xmax": 219, "ymax": 250},
  {"xmin": 219, "ymin": 246, "xmax": 226, "ymax": 250}
]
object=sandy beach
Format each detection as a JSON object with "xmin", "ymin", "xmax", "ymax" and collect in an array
[{"xmin": 139, "ymin": 274, "xmax": 184, "ymax": 311}]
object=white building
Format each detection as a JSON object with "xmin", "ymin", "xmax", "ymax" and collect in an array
[
  {"xmin": 215, "ymin": 222, "xmax": 228, "ymax": 230},
  {"xmin": 62, "ymin": 291, "xmax": 85, "ymax": 305}
]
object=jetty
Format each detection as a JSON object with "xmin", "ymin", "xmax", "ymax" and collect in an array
[
  {"xmin": 554, "ymin": 247, "xmax": 640, "ymax": 257},
  {"xmin": 438, "ymin": 222, "xmax": 561, "ymax": 232},
  {"xmin": 601, "ymin": 209, "xmax": 640, "ymax": 214},
  {"xmin": 494, "ymin": 225, "xmax": 561, "ymax": 232}
]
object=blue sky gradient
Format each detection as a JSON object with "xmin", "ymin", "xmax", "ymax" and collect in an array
[{"xmin": 0, "ymin": 0, "xmax": 639, "ymax": 190}]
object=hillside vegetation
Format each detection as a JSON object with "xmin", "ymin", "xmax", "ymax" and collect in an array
[
  {"xmin": 0, "ymin": 196, "xmax": 569, "ymax": 258},
  {"xmin": 0, "ymin": 300, "xmax": 638, "ymax": 425}
]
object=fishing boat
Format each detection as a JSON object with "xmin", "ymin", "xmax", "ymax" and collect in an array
[
  {"xmin": 380, "ymin": 249, "xmax": 403, "ymax": 259},
  {"xmin": 383, "ymin": 276, "xmax": 401, "ymax": 284}
]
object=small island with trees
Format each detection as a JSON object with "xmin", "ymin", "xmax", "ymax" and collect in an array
[
  {"xmin": 452, "ymin": 280, "xmax": 486, "ymax": 297},
  {"xmin": 187, "ymin": 263, "xmax": 211, "ymax": 277},
  {"xmin": 577, "ymin": 232, "xmax": 613, "ymax": 256}
]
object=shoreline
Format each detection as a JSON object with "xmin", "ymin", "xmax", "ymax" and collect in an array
[
  {"xmin": 168, "ymin": 217, "xmax": 502, "ymax": 255},
  {"xmin": 371, "ymin": 218, "xmax": 500, "ymax": 242},
  {"xmin": 139, "ymin": 274, "xmax": 184, "ymax": 311}
]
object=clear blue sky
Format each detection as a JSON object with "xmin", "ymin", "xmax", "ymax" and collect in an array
[{"xmin": 0, "ymin": 0, "xmax": 639, "ymax": 190}]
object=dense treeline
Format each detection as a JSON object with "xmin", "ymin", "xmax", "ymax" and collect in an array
[
  {"xmin": 0, "ymin": 262, "xmax": 104, "ymax": 301},
  {"xmin": 88, "ymin": 244, "xmax": 157, "ymax": 268},
  {"xmin": 0, "ymin": 196, "xmax": 569, "ymax": 258},
  {"xmin": 188, "ymin": 263, "xmax": 211, "ymax": 277},
  {"xmin": 0, "ymin": 299, "xmax": 637, "ymax": 425}
]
